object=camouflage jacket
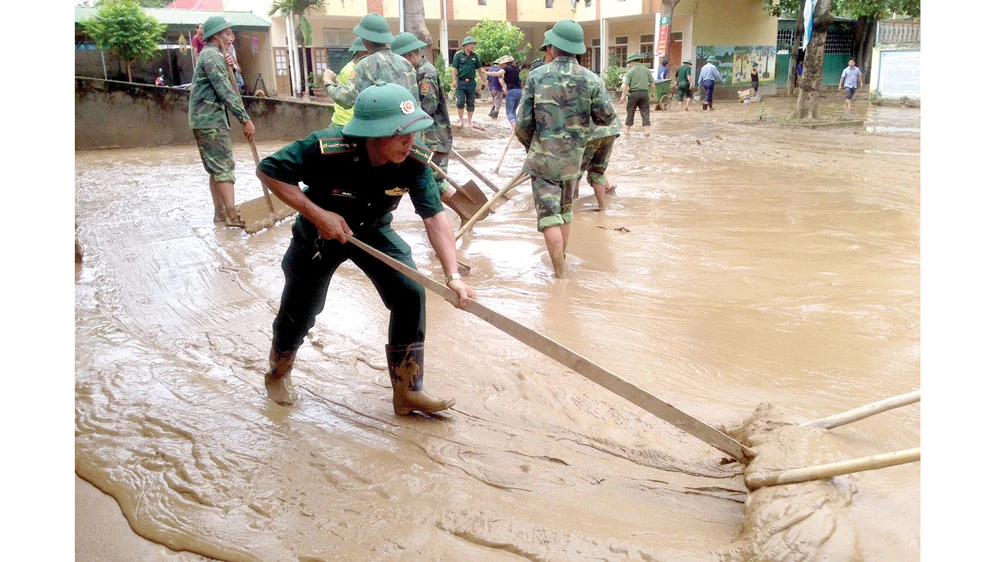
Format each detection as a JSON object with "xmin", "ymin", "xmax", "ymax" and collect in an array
[
  {"xmin": 188, "ymin": 44, "xmax": 249, "ymax": 129},
  {"xmin": 585, "ymin": 68, "xmax": 622, "ymax": 141},
  {"xmin": 415, "ymin": 60, "xmax": 452, "ymax": 153},
  {"xmin": 326, "ymin": 47, "xmax": 418, "ymax": 109},
  {"xmin": 515, "ymin": 56, "xmax": 616, "ymax": 181}
]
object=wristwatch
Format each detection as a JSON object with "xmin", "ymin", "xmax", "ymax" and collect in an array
[{"xmin": 444, "ymin": 272, "xmax": 461, "ymax": 284}]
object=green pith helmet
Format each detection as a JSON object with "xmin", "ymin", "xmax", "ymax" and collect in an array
[
  {"xmin": 462, "ymin": 36, "xmax": 476, "ymax": 46},
  {"xmin": 626, "ymin": 53, "xmax": 643, "ymax": 63},
  {"xmin": 538, "ymin": 38, "xmax": 551, "ymax": 52},
  {"xmin": 683, "ymin": 60, "xmax": 691, "ymax": 65},
  {"xmin": 543, "ymin": 19, "xmax": 586, "ymax": 55},
  {"xmin": 707, "ymin": 56, "xmax": 718, "ymax": 63},
  {"xmin": 203, "ymin": 16, "xmax": 232, "ymax": 41},
  {"xmin": 353, "ymin": 13, "xmax": 394, "ymax": 44},
  {"xmin": 348, "ymin": 37, "xmax": 367, "ymax": 53},
  {"xmin": 391, "ymin": 32, "xmax": 428, "ymax": 56},
  {"xmin": 343, "ymin": 82, "xmax": 433, "ymax": 138}
]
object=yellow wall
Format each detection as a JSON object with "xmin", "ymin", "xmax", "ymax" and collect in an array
[
  {"xmin": 692, "ymin": 0, "xmax": 777, "ymax": 46},
  {"xmin": 602, "ymin": 0, "xmax": 649, "ymax": 19},
  {"xmin": 452, "ymin": 0, "xmax": 507, "ymax": 22},
  {"xmin": 519, "ymin": 3, "xmax": 575, "ymax": 23},
  {"xmin": 574, "ymin": 2, "xmax": 597, "ymax": 23},
  {"xmin": 384, "ymin": 1, "xmax": 443, "ymax": 20},
  {"xmin": 608, "ymin": 17, "xmax": 658, "ymax": 56}
]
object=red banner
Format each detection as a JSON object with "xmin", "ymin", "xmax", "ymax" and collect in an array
[{"xmin": 656, "ymin": 16, "xmax": 670, "ymax": 58}]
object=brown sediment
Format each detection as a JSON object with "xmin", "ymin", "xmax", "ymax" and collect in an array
[{"xmin": 75, "ymin": 96, "xmax": 919, "ymax": 561}]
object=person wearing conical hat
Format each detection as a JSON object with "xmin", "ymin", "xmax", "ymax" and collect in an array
[
  {"xmin": 619, "ymin": 53, "xmax": 653, "ymax": 137},
  {"xmin": 323, "ymin": 13, "xmax": 418, "ymax": 110},
  {"xmin": 697, "ymin": 55, "xmax": 723, "ymax": 110},
  {"xmin": 188, "ymin": 15, "xmax": 255, "ymax": 228},
  {"xmin": 515, "ymin": 20, "xmax": 617, "ymax": 278},
  {"xmin": 256, "ymin": 82, "xmax": 476, "ymax": 415},
  {"xmin": 330, "ymin": 37, "xmax": 368, "ymax": 127}
]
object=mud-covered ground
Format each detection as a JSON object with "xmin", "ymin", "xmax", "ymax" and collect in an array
[{"xmin": 73, "ymin": 94, "xmax": 921, "ymax": 561}]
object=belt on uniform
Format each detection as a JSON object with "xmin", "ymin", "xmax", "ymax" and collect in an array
[{"xmin": 461, "ymin": 78, "xmax": 472, "ymax": 82}]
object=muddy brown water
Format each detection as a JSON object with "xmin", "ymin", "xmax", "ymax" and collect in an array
[{"xmin": 75, "ymin": 97, "xmax": 919, "ymax": 561}]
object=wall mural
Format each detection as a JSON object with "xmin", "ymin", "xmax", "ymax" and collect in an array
[{"xmin": 696, "ymin": 45, "xmax": 777, "ymax": 86}]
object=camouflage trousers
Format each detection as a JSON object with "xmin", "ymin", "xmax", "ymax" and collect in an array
[
  {"xmin": 531, "ymin": 176, "xmax": 578, "ymax": 231},
  {"xmin": 580, "ymin": 135, "xmax": 617, "ymax": 188},
  {"xmin": 193, "ymin": 128, "xmax": 236, "ymax": 183},
  {"xmin": 431, "ymin": 151, "xmax": 450, "ymax": 195}
]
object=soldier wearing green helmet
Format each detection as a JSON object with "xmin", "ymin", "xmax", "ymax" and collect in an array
[
  {"xmin": 516, "ymin": 19, "xmax": 616, "ymax": 278},
  {"xmin": 330, "ymin": 37, "xmax": 369, "ymax": 127},
  {"xmin": 256, "ymin": 82, "xmax": 476, "ymax": 416},
  {"xmin": 619, "ymin": 52, "xmax": 654, "ymax": 136},
  {"xmin": 449, "ymin": 36, "xmax": 488, "ymax": 129},
  {"xmin": 188, "ymin": 15, "xmax": 255, "ymax": 227},
  {"xmin": 323, "ymin": 13, "xmax": 418, "ymax": 110}
]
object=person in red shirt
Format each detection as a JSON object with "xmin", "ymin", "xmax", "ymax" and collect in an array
[{"xmin": 192, "ymin": 23, "xmax": 206, "ymax": 54}]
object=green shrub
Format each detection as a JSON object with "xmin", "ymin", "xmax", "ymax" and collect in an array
[
  {"xmin": 435, "ymin": 53, "xmax": 453, "ymax": 96},
  {"xmin": 603, "ymin": 65, "xmax": 627, "ymax": 94}
]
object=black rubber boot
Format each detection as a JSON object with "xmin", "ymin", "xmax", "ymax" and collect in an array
[{"xmin": 385, "ymin": 343, "xmax": 454, "ymax": 415}]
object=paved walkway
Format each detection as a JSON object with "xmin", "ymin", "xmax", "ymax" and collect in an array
[{"xmin": 864, "ymin": 103, "xmax": 921, "ymax": 135}]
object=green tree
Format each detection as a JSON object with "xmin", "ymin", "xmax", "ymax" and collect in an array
[
  {"xmin": 434, "ymin": 53, "xmax": 453, "ymax": 96},
  {"xmin": 82, "ymin": 0, "xmax": 166, "ymax": 83},
  {"xmin": 833, "ymin": 0, "xmax": 920, "ymax": 83},
  {"xmin": 467, "ymin": 20, "xmax": 532, "ymax": 66},
  {"xmin": 602, "ymin": 65, "xmax": 627, "ymax": 94}
]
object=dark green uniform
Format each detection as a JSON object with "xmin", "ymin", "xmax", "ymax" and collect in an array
[
  {"xmin": 416, "ymin": 59, "xmax": 453, "ymax": 193},
  {"xmin": 257, "ymin": 126, "xmax": 444, "ymax": 352},
  {"xmin": 674, "ymin": 64, "xmax": 693, "ymax": 101},
  {"xmin": 450, "ymin": 50, "xmax": 484, "ymax": 110}
]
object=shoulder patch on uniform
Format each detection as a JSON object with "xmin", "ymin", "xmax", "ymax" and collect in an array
[
  {"xmin": 420, "ymin": 82, "xmax": 431, "ymax": 95},
  {"xmin": 318, "ymin": 137, "xmax": 357, "ymax": 155},
  {"xmin": 348, "ymin": 70, "xmax": 357, "ymax": 81},
  {"xmin": 408, "ymin": 142, "xmax": 433, "ymax": 164}
]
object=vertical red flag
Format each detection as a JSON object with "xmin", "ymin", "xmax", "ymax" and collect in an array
[{"xmin": 656, "ymin": 16, "xmax": 670, "ymax": 58}]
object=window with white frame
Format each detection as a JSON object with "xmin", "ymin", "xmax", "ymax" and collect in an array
[
  {"xmin": 639, "ymin": 34, "xmax": 654, "ymax": 59},
  {"xmin": 609, "ymin": 35, "xmax": 628, "ymax": 67}
]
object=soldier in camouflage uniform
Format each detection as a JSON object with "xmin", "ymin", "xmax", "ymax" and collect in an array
[
  {"xmin": 255, "ymin": 83, "xmax": 475, "ymax": 415},
  {"xmin": 579, "ymin": 101, "xmax": 622, "ymax": 211},
  {"xmin": 323, "ymin": 13, "xmax": 418, "ymax": 109},
  {"xmin": 515, "ymin": 20, "xmax": 616, "ymax": 278},
  {"xmin": 188, "ymin": 15, "xmax": 256, "ymax": 227},
  {"xmin": 330, "ymin": 37, "xmax": 368, "ymax": 127},
  {"xmin": 390, "ymin": 33, "xmax": 453, "ymax": 201}
]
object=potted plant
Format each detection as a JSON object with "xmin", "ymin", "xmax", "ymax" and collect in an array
[{"xmin": 308, "ymin": 72, "xmax": 328, "ymax": 98}]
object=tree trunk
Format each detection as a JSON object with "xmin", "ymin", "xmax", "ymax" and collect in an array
[
  {"xmin": 404, "ymin": 0, "xmax": 434, "ymax": 61},
  {"xmin": 855, "ymin": 15, "xmax": 877, "ymax": 84},
  {"xmin": 126, "ymin": 61, "xmax": 133, "ymax": 83},
  {"xmin": 790, "ymin": 0, "xmax": 833, "ymax": 120},
  {"xmin": 786, "ymin": 0, "xmax": 805, "ymax": 96}
]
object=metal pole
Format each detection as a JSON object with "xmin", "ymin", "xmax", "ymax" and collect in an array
[
  {"xmin": 440, "ymin": 0, "xmax": 449, "ymax": 63},
  {"xmin": 399, "ymin": 0, "xmax": 406, "ymax": 32},
  {"xmin": 652, "ymin": 12, "xmax": 661, "ymax": 70}
]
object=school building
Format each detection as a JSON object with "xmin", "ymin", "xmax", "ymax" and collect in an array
[{"xmin": 75, "ymin": 0, "xmax": 780, "ymax": 99}]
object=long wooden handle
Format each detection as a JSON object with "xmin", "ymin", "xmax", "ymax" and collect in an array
[
  {"xmin": 228, "ymin": 66, "xmax": 275, "ymax": 215},
  {"xmin": 802, "ymin": 390, "xmax": 920, "ymax": 430},
  {"xmin": 426, "ymin": 159, "xmax": 463, "ymax": 191},
  {"xmin": 494, "ymin": 130, "xmax": 517, "ymax": 174},
  {"xmin": 745, "ymin": 447, "xmax": 920, "ymax": 490},
  {"xmin": 451, "ymin": 149, "xmax": 502, "ymax": 194},
  {"xmin": 453, "ymin": 171, "xmax": 529, "ymax": 240},
  {"xmin": 346, "ymin": 235, "xmax": 754, "ymax": 462}
]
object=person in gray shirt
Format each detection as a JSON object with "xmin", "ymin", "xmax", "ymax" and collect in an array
[
  {"xmin": 839, "ymin": 58, "xmax": 864, "ymax": 112},
  {"xmin": 698, "ymin": 56, "xmax": 723, "ymax": 111}
]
